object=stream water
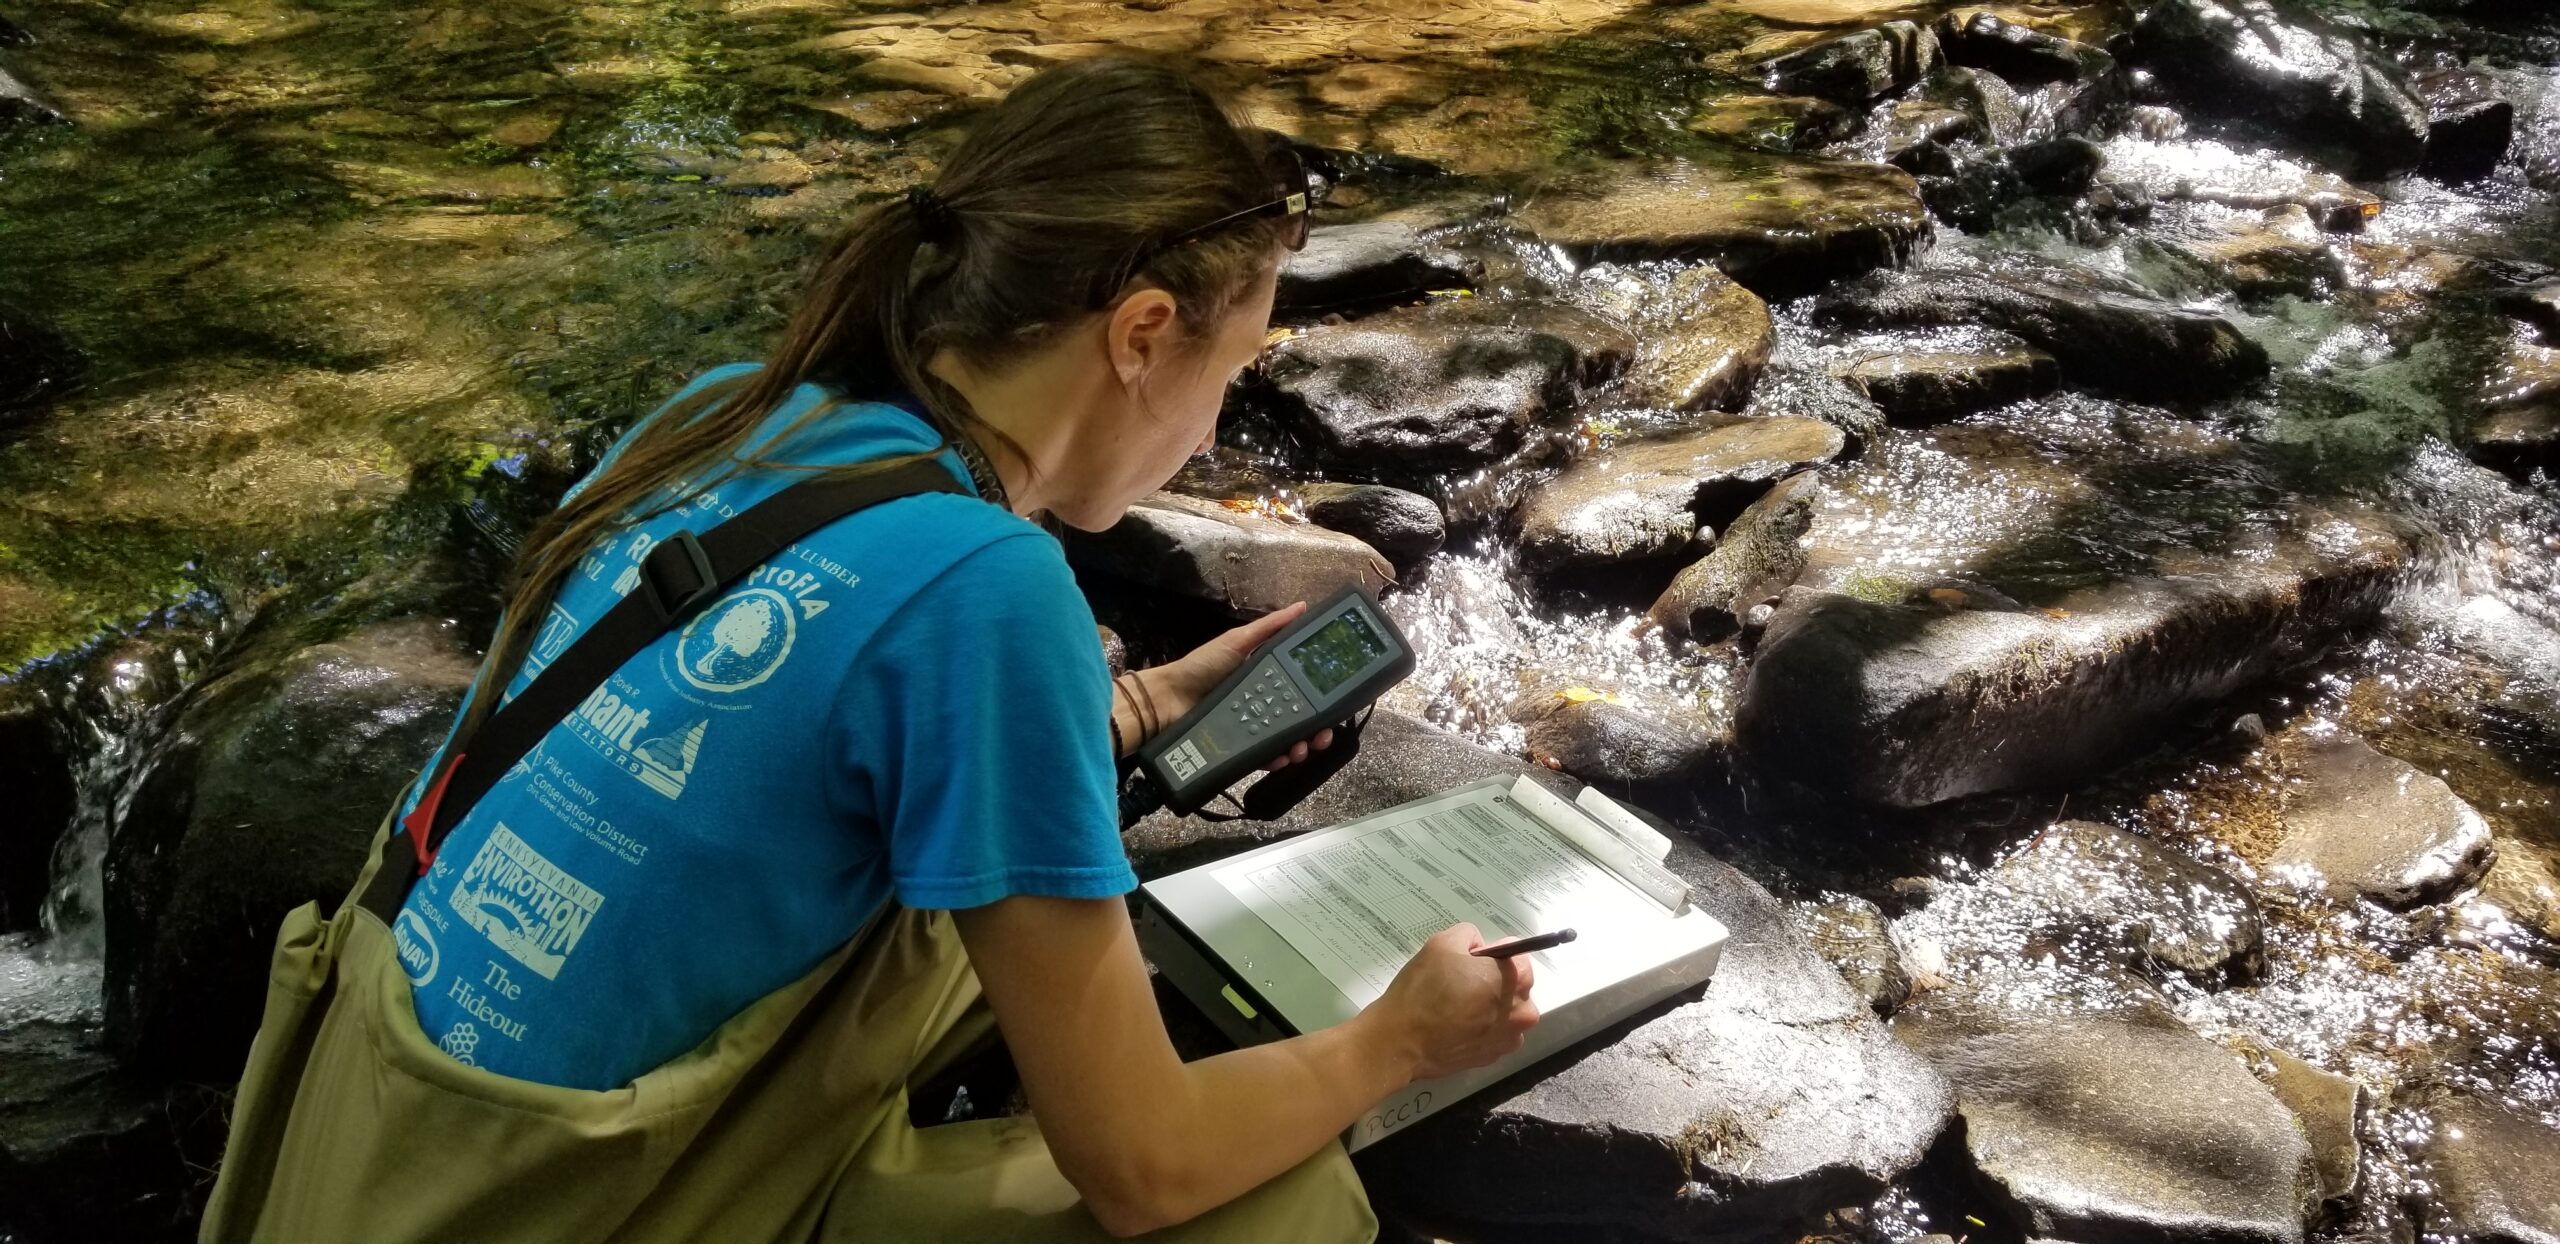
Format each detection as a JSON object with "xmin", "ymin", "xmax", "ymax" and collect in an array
[{"xmin": 6, "ymin": 0, "xmax": 2560, "ymax": 1238}]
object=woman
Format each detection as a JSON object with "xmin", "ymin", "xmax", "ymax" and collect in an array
[{"xmin": 204, "ymin": 55, "xmax": 1537, "ymax": 1243}]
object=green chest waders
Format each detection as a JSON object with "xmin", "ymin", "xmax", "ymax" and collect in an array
[{"xmin": 200, "ymin": 460, "xmax": 1375, "ymax": 1244}]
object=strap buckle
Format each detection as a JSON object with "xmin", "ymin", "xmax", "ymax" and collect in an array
[{"xmin": 638, "ymin": 530, "xmax": 718, "ymax": 620}]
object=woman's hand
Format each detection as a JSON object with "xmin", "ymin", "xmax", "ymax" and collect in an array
[
  {"xmin": 1361, "ymin": 923, "xmax": 1541, "ymax": 1082},
  {"xmin": 1119, "ymin": 602, "xmax": 1336, "ymax": 770}
]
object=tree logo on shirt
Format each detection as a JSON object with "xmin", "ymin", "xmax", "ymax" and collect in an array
[{"xmin": 675, "ymin": 587, "xmax": 796, "ymax": 693}]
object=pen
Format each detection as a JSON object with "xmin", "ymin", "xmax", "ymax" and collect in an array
[{"xmin": 1472, "ymin": 928, "xmax": 1576, "ymax": 958}]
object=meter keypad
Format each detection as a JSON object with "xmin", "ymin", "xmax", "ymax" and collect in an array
[{"xmin": 1227, "ymin": 660, "xmax": 1305, "ymax": 738}]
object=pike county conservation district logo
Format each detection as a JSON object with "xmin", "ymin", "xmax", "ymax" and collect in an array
[
  {"xmin": 675, "ymin": 587, "xmax": 796, "ymax": 693},
  {"xmin": 446, "ymin": 823, "xmax": 604, "ymax": 982}
]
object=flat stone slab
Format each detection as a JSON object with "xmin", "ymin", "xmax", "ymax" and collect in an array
[
  {"xmin": 1896, "ymin": 979, "xmax": 2320, "ymax": 1244},
  {"xmin": 1064, "ymin": 491, "xmax": 1394, "ymax": 617},
  {"xmin": 2099, "ymin": 136, "xmax": 2381, "ymax": 232},
  {"xmin": 1568, "ymin": 262, "xmax": 1775, "ymax": 413},
  {"xmin": 1512, "ymin": 416, "xmax": 1843, "ymax": 579},
  {"xmin": 1838, "ymin": 336, "xmax": 2058, "ymax": 424},
  {"xmin": 1984, "ymin": 821, "xmax": 2265, "ymax": 981},
  {"xmin": 1515, "ymin": 154, "xmax": 1930, "ymax": 298},
  {"xmin": 1129, "ymin": 711, "xmax": 1954, "ymax": 1240},
  {"xmin": 2148, "ymin": 204, "xmax": 2346, "ymax": 300},
  {"xmin": 1813, "ymin": 263, "xmax": 2270, "ymax": 403}
]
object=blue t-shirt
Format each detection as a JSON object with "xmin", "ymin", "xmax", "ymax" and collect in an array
[{"xmin": 392, "ymin": 365, "xmax": 1134, "ymax": 1090}]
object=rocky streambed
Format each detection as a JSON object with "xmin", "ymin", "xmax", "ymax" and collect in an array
[{"xmin": 6, "ymin": 0, "xmax": 2560, "ymax": 1240}]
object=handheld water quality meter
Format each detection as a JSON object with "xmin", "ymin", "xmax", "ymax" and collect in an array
[{"xmin": 1137, "ymin": 583, "xmax": 1416, "ymax": 816}]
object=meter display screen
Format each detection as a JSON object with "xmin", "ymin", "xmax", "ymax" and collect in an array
[{"xmin": 1286, "ymin": 609, "xmax": 1389, "ymax": 696}]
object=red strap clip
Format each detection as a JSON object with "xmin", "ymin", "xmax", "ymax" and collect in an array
[{"xmin": 400, "ymin": 754, "xmax": 465, "ymax": 875}]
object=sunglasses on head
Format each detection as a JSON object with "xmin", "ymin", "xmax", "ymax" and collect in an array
[{"xmin": 1095, "ymin": 141, "xmax": 1318, "ymax": 306}]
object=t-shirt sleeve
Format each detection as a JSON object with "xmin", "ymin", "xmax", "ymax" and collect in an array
[{"xmin": 838, "ymin": 532, "xmax": 1136, "ymax": 910}]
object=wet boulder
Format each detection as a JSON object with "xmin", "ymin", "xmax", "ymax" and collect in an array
[
  {"xmin": 2258, "ymin": 729, "xmax": 2497, "ymax": 910},
  {"xmin": 0, "ymin": 307, "xmax": 80, "ymax": 426},
  {"xmin": 1566, "ymin": 262, "xmax": 1775, "ymax": 413},
  {"xmin": 1744, "ymin": 366, "xmax": 1886, "ymax": 450},
  {"xmin": 1761, "ymin": 21, "xmax": 1942, "ymax": 104},
  {"xmin": 2476, "ymin": 340, "xmax": 2560, "ymax": 478},
  {"xmin": 2147, "ymin": 204, "xmax": 2345, "ymax": 300},
  {"xmin": 0, "ymin": 65, "xmax": 59, "ymax": 128},
  {"xmin": 2415, "ymin": 68, "xmax": 2514, "ymax": 185},
  {"xmin": 1648, "ymin": 470, "xmax": 1822, "ymax": 643},
  {"xmin": 1514, "ymin": 155, "xmax": 1930, "ymax": 299},
  {"xmin": 0, "ymin": 1024, "xmax": 211, "ymax": 1242},
  {"xmin": 1256, "ymin": 296, "xmax": 1633, "ymax": 479},
  {"xmin": 102, "ymin": 618, "xmax": 479, "ymax": 1082},
  {"xmin": 2098, "ymin": 136, "xmax": 2381, "ymax": 232},
  {"xmin": 2132, "ymin": 0, "xmax": 2430, "ymax": 179},
  {"xmin": 1519, "ymin": 697, "xmax": 1726, "ymax": 807},
  {"xmin": 1984, "ymin": 821, "xmax": 2266, "ymax": 982},
  {"xmin": 1916, "ymin": 136, "xmax": 2104, "ymax": 232},
  {"xmin": 2410, "ymin": 1086, "xmax": 2560, "ymax": 1244},
  {"xmin": 0, "ymin": 688, "xmax": 71, "ymax": 932},
  {"xmin": 1130, "ymin": 712, "xmax": 1956, "ymax": 1240},
  {"xmin": 1837, "ymin": 334, "xmax": 2059, "ymax": 425},
  {"xmin": 1895, "ymin": 978, "xmax": 2320, "ymax": 1244},
  {"xmin": 1275, "ymin": 221, "xmax": 1481, "ymax": 316},
  {"xmin": 1064, "ymin": 491, "xmax": 1394, "ymax": 618},
  {"xmin": 1879, "ymin": 102, "xmax": 1980, "ymax": 172},
  {"xmin": 1293, "ymin": 482, "xmax": 1445, "ymax": 576},
  {"xmin": 1737, "ymin": 408, "xmax": 2411, "ymax": 807},
  {"xmin": 1935, "ymin": 11, "xmax": 2108, "ymax": 86},
  {"xmin": 1812, "ymin": 265, "xmax": 2269, "ymax": 403},
  {"xmin": 1512, "ymin": 416, "xmax": 1843, "ymax": 580}
]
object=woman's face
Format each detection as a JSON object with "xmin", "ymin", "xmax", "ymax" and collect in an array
[{"xmin": 1053, "ymin": 260, "xmax": 1279, "ymax": 529}]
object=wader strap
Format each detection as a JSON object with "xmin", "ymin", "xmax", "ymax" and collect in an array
[{"xmin": 358, "ymin": 458, "xmax": 967, "ymax": 923}]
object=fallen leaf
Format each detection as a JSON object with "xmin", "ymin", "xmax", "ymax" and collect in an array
[
  {"xmin": 2039, "ymin": 606, "xmax": 2073, "ymax": 619},
  {"xmin": 1927, "ymin": 587, "xmax": 1968, "ymax": 609}
]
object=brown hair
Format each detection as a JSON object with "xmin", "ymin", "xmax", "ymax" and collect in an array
[{"xmin": 461, "ymin": 55, "xmax": 1289, "ymax": 722}]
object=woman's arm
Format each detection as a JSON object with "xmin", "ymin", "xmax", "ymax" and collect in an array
[{"xmin": 955, "ymin": 895, "xmax": 1535, "ymax": 1237}]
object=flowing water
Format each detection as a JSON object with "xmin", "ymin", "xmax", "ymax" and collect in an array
[{"xmin": 7, "ymin": 0, "xmax": 2560, "ymax": 1237}]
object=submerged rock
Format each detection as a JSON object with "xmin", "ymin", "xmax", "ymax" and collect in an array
[
  {"xmin": 1812, "ymin": 266, "xmax": 2270, "ymax": 403},
  {"xmin": 102, "ymin": 619, "xmax": 478, "ymax": 1082},
  {"xmin": 1838, "ymin": 336, "xmax": 2059, "ymax": 424},
  {"xmin": 1988, "ymin": 821, "xmax": 2266, "ymax": 981},
  {"xmin": 2261, "ymin": 730, "xmax": 2497, "ymax": 909},
  {"xmin": 2415, "ymin": 68, "xmax": 2515, "ymax": 185},
  {"xmin": 1293, "ymin": 482, "xmax": 1445, "ymax": 576},
  {"xmin": 1918, "ymin": 136, "xmax": 2104, "ymax": 231},
  {"xmin": 1686, "ymin": 94, "xmax": 1855, "ymax": 153},
  {"xmin": 1793, "ymin": 894, "xmax": 1909, "ymax": 1016},
  {"xmin": 2148, "ymin": 205, "xmax": 2345, "ymax": 300},
  {"xmin": 1275, "ymin": 221, "xmax": 1481, "ymax": 315},
  {"xmin": 1935, "ymin": 11, "xmax": 2108, "ymax": 86},
  {"xmin": 1895, "ymin": 979, "xmax": 2320, "ymax": 1244},
  {"xmin": 1257, "ymin": 296, "xmax": 1632, "ymax": 478},
  {"xmin": 1132, "ymin": 712, "xmax": 1955, "ymax": 1239},
  {"xmin": 1064, "ymin": 491, "xmax": 1395, "ymax": 618},
  {"xmin": 0, "ymin": 1024, "xmax": 208, "ymax": 1242},
  {"xmin": 2410, "ymin": 1087, "xmax": 2560, "ymax": 1244},
  {"xmin": 2099, "ymin": 136, "xmax": 2382, "ymax": 232},
  {"xmin": 1649, "ymin": 471, "xmax": 1823, "ymax": 643},
  {"xmin": 1515, "ymin": 155, "xmax": 1930, "ymax": 298},
  {"xmin": 1567, "ymin": 263, "xmax": 1775, "ymax": 413},
  {"xmin": 0, "ymin": 307, "xmax": 79, "ymax": 425},
  {"xmin": 2254, "ymin": 1047, "xmax": 2361, "ymax": 1206},
  {"xmin": 1512, "ymin": 416, "xmax": 1843, "ymax": 579},
  {"xmin": 2133, "ymin": 0, "xmax": 2430, "ymax": 179},
  {"xmin": 0, "ymin": 688, "xmax": 71, "ymax": 932},
  {"xmin": 1760, "ymin": 21, "xmax": 1942, "ymax": 104},
  {"xmin": 2476, "ymin": 340, "xmax": 2560, "ymax": 478}
]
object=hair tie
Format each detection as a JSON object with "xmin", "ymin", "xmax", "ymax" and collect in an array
[{"xmin": 905, "ymin": 185, "xmax": 958, "ymax": 245}]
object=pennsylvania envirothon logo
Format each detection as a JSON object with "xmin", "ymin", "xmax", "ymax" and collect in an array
[{"xmin": 446, "ymin": 823, "xmax": 604, "ymax": 982}]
